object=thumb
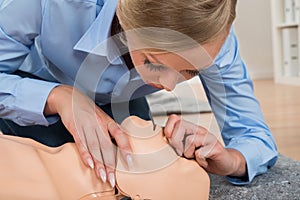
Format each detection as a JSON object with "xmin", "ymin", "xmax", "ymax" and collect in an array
[{"xmin": 195, "ymin": 148, "xmax": 209, "ymax": 168}]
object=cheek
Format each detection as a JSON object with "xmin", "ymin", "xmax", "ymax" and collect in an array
[{"xmin": 136, "ymin": 66, "xmax": 159, "ymax": 83}]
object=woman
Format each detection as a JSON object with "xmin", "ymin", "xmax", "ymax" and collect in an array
[{"xmin": 0, "ymin": 0, "xmax": 277, "ymax": 188}]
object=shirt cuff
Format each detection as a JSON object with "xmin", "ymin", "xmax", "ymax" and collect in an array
[
  {"xmin": 224, "ymin": 139, "xmax": 277, "ymax": 185},
  {"xmin": 14, "ymin": 78, "xmax": 60, "ymax": 126}
]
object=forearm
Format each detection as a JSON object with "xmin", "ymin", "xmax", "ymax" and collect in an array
[
  {"xmin": 226, "ymin": 136, "xmax": 278, "ymax": 185},
  {"xmin": 0, "ymin": 73, "xmax": 59, "ymax": 126}
]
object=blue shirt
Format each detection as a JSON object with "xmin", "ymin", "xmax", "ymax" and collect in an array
[{"xmin": 0, "ymin": 0, "xmax": 278, "ymax": 185}]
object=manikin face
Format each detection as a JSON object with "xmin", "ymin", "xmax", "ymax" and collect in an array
[{"xmin": 127, "ymin": 35, "xmax": 225, "ymax": 91}]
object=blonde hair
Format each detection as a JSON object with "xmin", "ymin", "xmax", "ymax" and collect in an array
[{"xmin": 116, "ymin": 0, "xmax": 237, "ymax": 51}]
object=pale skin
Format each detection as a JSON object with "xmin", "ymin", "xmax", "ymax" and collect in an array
[
  {"xmin": 44, "ymin": 29, "xmax": 246, "ymax": 187},
  {"xmin": 129, "ymin": 33, "xmax": 246, "ymax": 177}
]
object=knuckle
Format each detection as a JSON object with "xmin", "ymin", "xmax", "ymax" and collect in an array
[
  {"xmin": 175, "ymin": 118, "xmax": 184, "ymax": 125},
  {"xmin": 174, "ymin": 120, "xmax": 185, "ymax": 131},
  {"xmin": 169, "ymin": 115, "xmax": 181, "ymax": 124},
  {"xmin": 116, "ymin": 136, "xmax": 130, "ymax": 149},
  {"xmin": 186, "ymin": 135, "xmax": 196, "ymax": 145},
  {"xmin": 163, "ymin": 127, "xmax": 172, "ymax": 138},
  {"xmin": 197, "ymin": 126, "xmax": 208, "ymax": 134},
  {"xmin": 79, "ymin": 149, "xmax": 91, "ymax": 160},
  {"xmin": 107, "ymin": 121, "xmax": 119, "ymax": 131},
  {"xmin": 212, "ymin": 142, "xmax": 223, "ymax": 153},
  {"xmin": 184, "ymin": 151, "xmax": 193, "ymax": 159},
  {"xmin": 169, "ymin": 114, "xmax": 179, "ymax": 120},
  {"xmin": 111, "ymin": 128, "xmax": 124, "ymax": 138}
]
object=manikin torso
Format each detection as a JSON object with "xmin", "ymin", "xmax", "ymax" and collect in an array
[{"xmin": 0, "ymin": 116, "xmax": 209, "ymax": 200}]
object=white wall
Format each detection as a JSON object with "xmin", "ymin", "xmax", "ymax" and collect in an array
[{"xmin": 234, "ymin": 0, "xmax": 274, "ymax": 79}]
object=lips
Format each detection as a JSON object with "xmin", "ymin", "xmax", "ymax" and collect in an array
[{"xmin": 148, "ymin": 83, "xmax": 164, "ymax": 89}]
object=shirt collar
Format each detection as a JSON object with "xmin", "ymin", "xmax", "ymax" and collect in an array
[{"xmin": 73, "ymin": 0, "xmax": 122, "ymax": 65}]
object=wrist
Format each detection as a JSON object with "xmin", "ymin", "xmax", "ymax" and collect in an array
[
  {"xmin": 44, "ymin": 85, "xmax": 73, "ymax": 116},
  {"xmin": 227, "ymin": 148, "xmax": 247, "ymax": 177}
]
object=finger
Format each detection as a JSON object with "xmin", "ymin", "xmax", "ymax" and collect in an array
[
  {"xmin": 163, "ymin": 114, "xmax": 181, "ymax": 138},
  {"xmin": 108, "ymin": 122, "xmax": 133, "ymax": 170},
  {"xmin": 195, "ymin": 145, "xmax": 211, "ymax": 169},
  {"xmin": 194, "ymin": 134, "xmax": 220, "ymax": 165},
  {"xmin": 96, "ymin": 125, "xmax": 116, "ymax": 188},
  {"xmin": 170, "ymin": 120, "xmax": 202, "ymax": 156},
  {"xmin": 184, "ymin": 133, "xmax": 204, "ymax": 158},
  {"xmin": 195, "ymin": 145, "xmax": 213, "ymax": 169},
  {"xmin": 198, "ymin": 133, "xmax": 219, "ymax": 159},
  {"xmin": 63, "ymin": 117, "xmax": 96, "ymax": 170},
  {"xmin": 83, "ymin": 126, "xmax": 107, "ymax": 183},
  {"xmin": 195, "ymin": 155, "xmax": 208, "ymax": 169},
  {"xmin": 105, "ymin": 165, "xmax": 116, "ymax": 188},
  {"xmin": 83, "ymin": 126, "xmax": 102, "ymax": 161},
  {"xmin": 73, "ymin": 129, "xmax": 95, "ymax": 169},
  {"xmin": 168, "ymin": 120, "xmax": 188, "ymax": 156},
  {"xmin": 184, "ymin": 126, "xmax": 208, "ymax": 158}
]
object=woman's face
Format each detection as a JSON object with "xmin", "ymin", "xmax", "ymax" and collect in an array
[{"xmin": 128, "ymin": 37, "xmax": 225, "ymax": 91}]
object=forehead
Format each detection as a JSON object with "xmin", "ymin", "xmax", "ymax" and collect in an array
[{"xmin": 124, "ymin": 27, "xmax": 202, "ymax": 52}]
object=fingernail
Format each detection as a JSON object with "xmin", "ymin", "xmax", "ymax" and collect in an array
[
  {"xmin": 87, "ymin": 158, "xmax": 94, "ymax": 169},
  {"xmin": 99, "ymin": 169, "xmax": 106, "ymax": 183},
  {"xmin": 126, "ymin": 155, "xmax": 134, "ymax": 170},
  {"xmin": 109, "ymin": 173, "xmax": 115, "ymax": 188}
]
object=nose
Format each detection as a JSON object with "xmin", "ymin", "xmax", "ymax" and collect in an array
[{"xmin": 158, "ymin": 74, "xmax": 179, "ymax": 91}]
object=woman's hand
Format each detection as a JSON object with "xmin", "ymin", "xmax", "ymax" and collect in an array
[
  {"xmin": 164, "ymin": 114, "xmax": 246, "ymax": 177},
  {"xmin": 44, "ymin": 85, "xmax": 133, "ymax": 187}
]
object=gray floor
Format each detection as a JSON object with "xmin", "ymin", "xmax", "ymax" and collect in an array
[{"xmin": 209, "ymin": 155, "xmax": 300, "ymax": 200}]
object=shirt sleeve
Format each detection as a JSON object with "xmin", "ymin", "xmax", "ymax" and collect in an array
[
  {"xmin": 0, "ymin": 0, "xmax": 60, "ymax": 126},
  {"xmin": 199, "ymin": 29, "xmax": 278, "ymax": 185}
]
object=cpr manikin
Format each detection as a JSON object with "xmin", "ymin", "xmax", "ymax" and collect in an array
[{"xmin": 0, "ymin": 116, "xmax": 209, "ymax": 200}]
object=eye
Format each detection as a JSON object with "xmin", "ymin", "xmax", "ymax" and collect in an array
[
  {"xmin": 184, "ymin": 69, "xmax": 200, "ymax": 77},
  {"xmin": 144, "ymin": 59, "xmax": 166, "ymax": 72}
]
